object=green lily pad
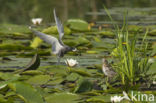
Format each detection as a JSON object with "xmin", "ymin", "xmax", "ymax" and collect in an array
[
  {"xmin": 30, "ymin": 37, "xmax": 43, "ymax": 49},
  {"xmin": 0, "ymin": 43, "xmax": 32, "ymax": 51},
  {"xmin": 86, "ymin": 95, "xmax": 111, "ymax": 103},
  {"xmin": 45, "ymin": 92, "xmax": 80, "ymax": 103},
  {"xmin": 20, "ymin": 70, "xmax": 43, "ymax": 75},
  {"xmin": 26, "ymin": 75, "xmax": 51, "ymax": 85},
  {"xmin": 0, "ymin": 73, "xmax": 20, "ymax": 81},
  {"xmin": 64, "ymin": 36, "xmax": 91, "ymax": 47},
  {"xmin": 70, "ymin": 68, "xmax": 92, "ymax": 77},
  {"xmin": 66, "ymin": 19, "xmax": 89, "ymax": 31},
  {"xmin": 8, "ymin": 82, "xmax": 44, "ymax": 103},
  {"xmin": 99, "ymin": 31, "xmax": 114, "ymax": 38},
  {"xmin": 47, "ymin": 77, "xmax": 64, "ymax": 85},
  {"xmin": 74, "ymin": 77, "xmax": 93, "ymax": 93},
  {"xmin": 0, "ymin": 23, "xmax": 30, "ymax": 34},
  {"xmin": 86, "ymin": 50, "xmax": 98, "ymax": 54},
  {"xmin": 42, "ymin": 26, "xmax": 71, "ymax": 35},
  {"xmin": 66, "ymin": 73, "xmax": 80, "ymax": 82},
  {"xmin": 148, "ymin": 29, "xmax": 156, "ymax": 36},
  {"xmin": 128, "ymin": 25, "xmax": 143, "ymax": 32}
]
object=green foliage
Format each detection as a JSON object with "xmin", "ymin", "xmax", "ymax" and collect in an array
[
  {"xmin": 45, "ymin": 92, "xmax": 80, "ymax": 103},
  {"xmin": 74, "ymin": 77, "xmax": 93, "ymax": 93},
  {"xmin": 30, "ymin": 37, "xmax": 43, "ymax": 49},
  {"xmin": 9, "ymin": 82, "xmax": 44, "ymax": 103},
  {"xmin": 42, "ymin": 26, "xmax": 71, "ymax": 35},
  {"xmin": 86, "ymin": 95, "xmax": 111, "ymax": 103},
  {"xmin": 66, "ymin": 19, "xmax": 89, "ymax": 31},
  {"xmin": 148, "ymin": 29, "xmax": 156, "ymax": 36},
  {"xmin": 0, "ymin": 43, "xmax": 32, "ymax": 51},
  {"xmin": 26, "ymin": 75, "xmax": 51, "ymax": 85},
  {"xmin": 104, "ymin": 8, "xmax": 154, "ymax": 87}
]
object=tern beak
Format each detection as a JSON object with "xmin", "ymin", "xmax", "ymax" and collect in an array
[{"xmin": 72, "ymin": 48, "xmax": 77, "ymax": 52}]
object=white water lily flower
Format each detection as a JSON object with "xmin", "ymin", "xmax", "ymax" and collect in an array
[
  {"xmin": 31, "ymin": 18, "xmax": 42, "ymax": 25},
  {"xmin": 111, "ymin": 96, "xmax": 122, "ymax": 103},
  {"xmin": 65, "ymin": 59, "xmax": 78, "ymax": 67}
]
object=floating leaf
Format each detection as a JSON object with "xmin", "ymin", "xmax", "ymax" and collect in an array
[
  {"xmin": 20, "ymin": 70, "xmax": 43, "ymax": 75},
  {"xmin": 30, "ymin": 37, "xmax": 43, "ymax": 49},
  {"xmin": 26, "ymin": 75, "xmax": 51, "ymax": 85},
  {"xmin": 66, "ymin": 73, "xmax": 80, "ymax": 82},
  {"xmin": 74, "ymin": 77, "xmax": 93, "ymax": 93},
  {"xmin": 0, "ymin": 73, "xmax": 20, "ymax": 88},
  {"xmin": 45, "ymin": 92, "xmax": 79, "ymax": 103},
  {"xmin": 86, "ymin": 95, "xmax": 111, "ymax": 103},
  {"xmin": 66, "ymin": 19, "xmax": 89, "ymax": 31},
  {"xmin": 0, "ymin": 43, "xmax": 32, "ymax": 51},
  {"xmin": 0, "ymin": 72, "xmax": 20, "ymax": 81},
  {"xmin": 42, "ymin": 26, "xmax": 71, "ymax": 35},
  {"xmin": 8, "ymin": 82, "xmax": 44, "ymax": 103},
  {"xmin": 86, "ymin": 50, "xmax": 98, "ymax": 54},
  {"xmin": 70, "ymin": 68, "xmax": 92, "ymax": 77},
  {"xmin": 148, "ymin": 29, "xmax": 156, "ymax": 36},
  {"xmin": 47, "ymin": 77, "xmax": 64, "ymax": 85}
]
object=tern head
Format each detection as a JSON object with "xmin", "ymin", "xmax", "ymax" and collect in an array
[
  {"xmin": 69, "ymin": 47, "xmax": 77, "ymax": 52},
  {"xmin": 72, "ymin": 48, "xmax": 77, "ymax": 52},
  {"xmin": 102, "ymin": 58, "xmax": 109, "ymax": 66},
  {"xmin": 64, "ymin": 46, "xmax": 77, "ymax": 52}
]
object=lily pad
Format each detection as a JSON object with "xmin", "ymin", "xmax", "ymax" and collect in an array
[
  {"xmin": 42, "ymin": 26, "xmax": 71, "ymax": 35},
  {"xmin": 74, "ymin": 77, "xmax": 93, "ymax": 93},
  {"xmin": 86, "ymin": 50, "xmax": 98, "ymax": 54},
  {"xmin": 0, "ymin": 43, "xmax": 32, "ymax": 51},
  {"xmin": 8, "ymin": 82, "xmax": 44, "ymax": 103},
  {"xmin": 86, "ymin": 95, "xmax": 111, "ymax": 103},
  {"xmin": 45, "ymin": 92, "xmax": 80, "ymax": 103},
  {"xmin": 20, "ymin": 70, "xmax": 43, "ymax": 75},
  {"xmin": 66, "ymin": 19, "xmax": 89, "ymax": 31},
  {"xmin": 26, "ymin": 75, "xmax": 51, "ymax": 85},
  {"xmin": 66, "ymin": 73, "xmax": 80, "ymax": 82},
  {"xmin": 148, "ymin": 29, "xmax": 156, "ymax": 36},
  {"xmin": 30, "ymin": 37, "xmax": 43, "ymax": 49}
]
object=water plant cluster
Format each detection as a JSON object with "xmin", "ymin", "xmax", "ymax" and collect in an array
[{"xmin": 0, "ymin": 9, "xmax": 156, "ymax": 103}]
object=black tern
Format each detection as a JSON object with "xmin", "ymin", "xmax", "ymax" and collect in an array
[{"xmin": 30, "ymin": 9, "xmax": 76, "ymax": 64}]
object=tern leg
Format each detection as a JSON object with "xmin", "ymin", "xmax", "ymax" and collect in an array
[{"xmin": 57, "ymin": 56, "xmax": 61, "ymax": 65}]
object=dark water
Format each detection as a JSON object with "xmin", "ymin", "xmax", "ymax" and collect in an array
[{"xmin": 0, "ymin": 0, "xmax": 156, "ymax": 24}]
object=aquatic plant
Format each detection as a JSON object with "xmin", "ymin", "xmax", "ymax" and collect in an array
[{"xmin": 104, "ymin": 7, "xmax": 155, "ymax": 87}]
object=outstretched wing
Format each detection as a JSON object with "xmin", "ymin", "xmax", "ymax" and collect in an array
[
  {"xmin": 53, "ymin": 9, "xmax": 65, "ymax": 46},
  {"xmin": 30, "ymin": 29, "xmax": 63, "ymax": 54}
]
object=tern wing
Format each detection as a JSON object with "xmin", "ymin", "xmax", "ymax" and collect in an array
[
  {"xmin": 31, "ymin": 29, "xmax": 63, "ymax": 54},
  {"xmin": 53, "ymin": 9, "xmax": 65, "ymax": 46}
]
